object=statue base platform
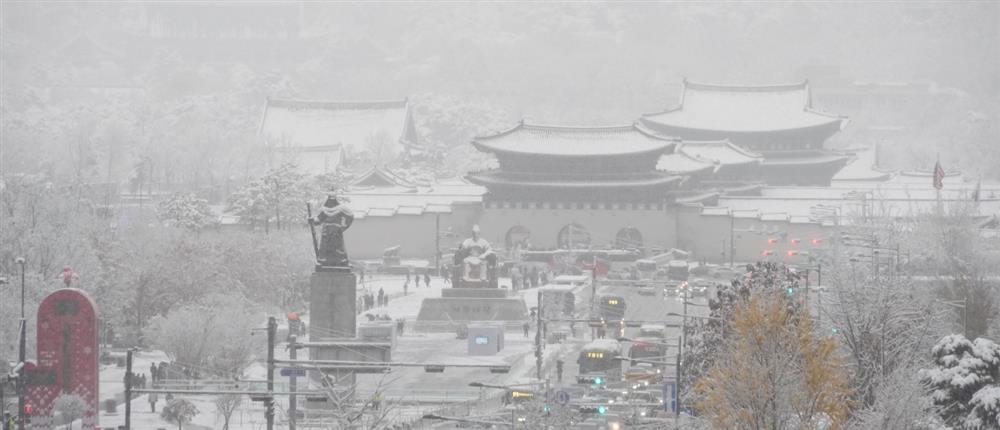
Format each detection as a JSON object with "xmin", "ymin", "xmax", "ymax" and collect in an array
[
  {"xmin": 416, "ymin": 296, "xmax": 528, "ymax": 326},
  {"xmin": 315, "ymin": 264, "xmax": 352, "ymax": 273},
  {"xmin": 441, "ymin": 288, "xmax": 509, "ymax": 299},
  {"xmin": 309, "ymin": 270, "xmax": 356, "ymax": 341}
]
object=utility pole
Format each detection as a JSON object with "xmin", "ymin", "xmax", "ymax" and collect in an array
[
  {"xmin": 125, "ymin": 349, "xmax": 134, "ymax": 430},
  {"xmin": 675, "ymin": 336, "xmax": 681, "ymax": 428},
  {"xmin": 535, "ymin": 291, "xmax": 543, "ymax": 381},
  {"xmin": 729, "ymin": 214, "xmax": 735, "ymax": 267},
  {"xmin": 17, "ymin": 257, "xmax": 26, "ymax": 430},
  {"xmin": 266, "ymin": 316, "xmax": 276, "ymax": 430},
  {"xmin": 435, "ymin": 214, "xmax": 441, "ymax": 277},
  {"xmin": 288, "ymin": 335, "xmax": 298, "ymax": 430}
]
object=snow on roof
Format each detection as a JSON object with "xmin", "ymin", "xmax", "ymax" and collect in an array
[
  {"xmin": 656, "ymin": 151, "xmax": 717, "ymax": 174},
  {"xmin": 642, "ymin": 80, "xmax": 845, "ymax": 132},
  {"xmin": 473, "ymin": 121, "xmax": 676, "ymax": 157},
  {"xmin": 540, "ymin": 283, "xmax": 578, "ymax": 292},
  {"xmin": 676, "ymin": 140, "xmax": 763, "ymax": 166},
  {"xmin": 259, "ymin": 98, "xmax": 417, "ymax": 151},
  {"xmin": 350, "ymin": 165, "xmax": 419, "ymax": 188},
  {"xmin": 583, "ymin": 339, "xmax": 622, "ymax": 353},
  {"xmin": 832, "ymin": 149, "xmax": 893, "ymax": 182},
  {"xmin": 344, "ymin": 182, "xmax": 486, "ymax": 219}
]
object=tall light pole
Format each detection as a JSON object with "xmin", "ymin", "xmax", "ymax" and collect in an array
[{"xmin": 16, "ymin": 256, "xmax": 26, "ymax": 430}]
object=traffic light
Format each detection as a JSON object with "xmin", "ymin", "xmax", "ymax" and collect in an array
[
  {"xmin": 831, "ymin": 327, "xmax": 840, "ymax": 334},
  {"xmin": 787, "ymin": 250, "xmax": 797, "ymax": 257},
  {"xmin": 593, "ymin": 376, "xmax": 604, "ymax": 386},
  {"xmin": 786, "ymin": 287, "xmax": 795, "ymax": 296},
  {"xmin": 767, "ymin": 238, "xmax": 778, "ymax": 245},
  {"xmin": 790, "ymin": 238, "xmax": 801, "ymax": 245},
  {"xmin": 24, "ymin": 404, "xmax": 32, "ymax": 424},
  {"xmin": 265, "ymin": 398, "xmax": 275, "ymax": 419},
  {"xmin": 811, "ymin": 238, "xmax": 823, "ymax": 245},
  {"xmin": 598, "ymin": 405, "xmax": 608, "ymax": 415},
  {"xmin": 761, "ymin": 250, "xmax": 775, "ymax": 257}
]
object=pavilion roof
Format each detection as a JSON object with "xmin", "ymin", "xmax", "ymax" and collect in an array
[
  {"xmin": 676, "ymin": 140, "xmax": 763, "ymax": 166},
  {"xmin": 656, "ymin": 151, "xmax": 717, "ymax": 175},
  {"xmin": 641, "ymin": 79, "xmax": 845, "ymax": 133},
  {"xmin": 472, "ymin": 121, "xmax": 676, "ymax": 158},
  {"xmin": 258, "ymin": 98, "xmax": 419, "ymax": 150}
]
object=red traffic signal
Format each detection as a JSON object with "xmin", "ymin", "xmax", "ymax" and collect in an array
[
  {"xmin": 761, "ymin": 250, "xmax": 775, "ymax": 257},
  {"xmin": 790, "ymin": 238, "xmax": 801, "ymax": 245},
  {"xmin": 24, "ymin": 404, "xmax": 32, "ymax": 414}
]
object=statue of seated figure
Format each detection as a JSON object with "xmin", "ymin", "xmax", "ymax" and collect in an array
[{"xmin": 454, "ymin": 225, "xmax": 496, "ymax": 285}]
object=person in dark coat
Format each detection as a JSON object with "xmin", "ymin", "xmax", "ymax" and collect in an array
[{"xmin": 424, "ymin": 272, "xmax": 431, "ymax": 288}]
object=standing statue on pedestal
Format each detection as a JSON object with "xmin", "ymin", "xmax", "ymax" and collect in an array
[
  {"xmin": 453, "ymin": 225, "xmax": 497, "ymax": 287},
  {"xmin": 308, "ymin": 195, "xmax": 354, "ymax": 268}
]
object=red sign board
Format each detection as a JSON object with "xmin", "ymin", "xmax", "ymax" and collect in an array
[{"xmin": 27, "ymin": 288, "xmax": 99, "ymax": 429}]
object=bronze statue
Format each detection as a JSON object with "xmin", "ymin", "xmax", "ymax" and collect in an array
[
  {"xmin": 309, "ymin": 195, "xmax": 354, "ymax": 268},
  {"xmin": 453, "ymin": 225, "xmax": 497, "ymax": 287}
]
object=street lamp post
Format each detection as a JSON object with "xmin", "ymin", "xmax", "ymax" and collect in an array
[{"xmin": 16, "ymin": 257, "xmax": 25, "ymax": 430}]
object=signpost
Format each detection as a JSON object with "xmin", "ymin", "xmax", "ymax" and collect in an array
[
  {"xmin": 554, "ymin": 389, "xmax": 570, "ymax": 407},
  {"xmin": 280, "ymin": 368, "xmax": 306, "ymax": 378}
]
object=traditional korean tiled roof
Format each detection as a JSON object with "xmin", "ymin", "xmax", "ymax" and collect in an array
[
  {"xmin": 350, "ymin": 165, "xmax": 420, "ymax": 189},
  {"xmin": 466, "ymin": 171, "xmax": 684, "ymax": 189},
  {"xmin": 258, "ymin": 98, "xmax": 419, "ymax": 150},
  {"xmin": 656, "ymin": 151, "xmax": 717, "ymax": 175},
  {"xmin": 675, "ymin": 140, "xmax": 763, "ymax": 167},
  {"xmin": 472, "ymin": 121, "xmax": 676, "ymax": 157},
  {"xmin": 759, "ymin": 150, "xmax": 849, "ymax": 166},
  {"xmin": 641, "ymin": 79, "xmax": 845, "ymax": 133}
]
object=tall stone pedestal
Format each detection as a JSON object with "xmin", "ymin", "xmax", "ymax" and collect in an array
[
  {"xmin": 309, "ymin": 270, "xmax": 356, "ymax": 340},
  {"xmin": 417, "ymin": 286, "xmax": 528, "ymax": 330}
]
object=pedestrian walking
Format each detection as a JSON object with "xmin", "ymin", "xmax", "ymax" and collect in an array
[
  {"xmin": 150, "ymin": 363, "xmax": 158, "ymax": 385},
  {"xmin": 522, "ymin": 321, "xmax": 530, "ymax": 338},
  {"xmin": 415, "ymin": 273, "xmax": 421, "ymax": 288},
  {"xmin": 403, "ymin": 281, "xmax": 409, "ymax": 296},
  {"xmin": 396, "ymin": 319, "xmax": 405, "ymax": 336},
  {"xmin": 383, "ymin": 294, "xmax": 390, "ymax": 307},
  {"xmin": 556, "ymin": 359, "xmax": 564, "ymax": 383},
  {"xmin": 148, "ymin": 391, "xmax": 159, "ymax": 413},
  {"xmin": 377, "ymin": 288, "xmax": 384, "ymax": 308}
]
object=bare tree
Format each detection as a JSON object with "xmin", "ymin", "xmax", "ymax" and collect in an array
[
  {"xmin": 213, "ymin": 394, "xmax": 242, "ymax": 430},
  {"xmin": 317, "ymin": 371, "xmax": 400, "ymax": 429},
  {"xmin": 52, "ymin": 393, "xmax": 87, "ymax": 430}
]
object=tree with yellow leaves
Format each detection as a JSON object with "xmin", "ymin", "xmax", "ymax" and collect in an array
[{"xmin": 696, "ymin": 291, "xmax": 853, "ymax": 430}]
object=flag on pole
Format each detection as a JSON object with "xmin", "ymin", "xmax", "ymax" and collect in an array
[
  {"xmin": 932, "ymin": 160, "xmax": 945, "ymax": 190},
  {"xmin": 973, "ymin": 177, "xmax": 981, "ymax": 202}
]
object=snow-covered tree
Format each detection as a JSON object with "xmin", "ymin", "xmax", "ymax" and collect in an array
[
  {"xmin": 920, "ymin": 334, "xmax": 1000, "ymax": 429},
  {"xmin": 161, "ymin": 398, "xmax": 199, "ymax": 430},
  {"xmin": 146, "ymin": 294, "xmax": 263, "ymax": 377},
  {"xmin": 682, "ymin": 262, "xmax": 806, "ymax": 407},
  {"xmin": 52, "ymin": 393, "xmax": 87, "ymax": 430},
  {"xmin": 157, "ymin": 192, "xmax": 215, "ymax": 231},
  {"xmin": 695, "ymin": 291, "xmax": 853, "ymax": 430}
]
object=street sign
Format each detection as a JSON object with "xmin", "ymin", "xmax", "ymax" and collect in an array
[
  {"xmin": 662, "ymin": 380, "xmax": 677, "ymax": 414},
  {"xmin": 280, "ymin": 367, "xmax": 306, "ymax": 377},
  {"xmin": 554, "ymin": 390, "xmax": 570, "ymax": 406}
]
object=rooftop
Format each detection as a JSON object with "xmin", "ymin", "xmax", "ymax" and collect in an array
[
  {"xmin": 676, "ymin": 140, "xmax": 763, "ymax": 166},
  {"xmin": 258, "ymin": 98, "xmax": 418, "ymax": 150},
  {"xmin": 642, "ymin": 79, "xmax": 845, "ymax": 133},
  {"xmin": 473, "ymin": 121, "xmax": 676, "ymax": 157}
]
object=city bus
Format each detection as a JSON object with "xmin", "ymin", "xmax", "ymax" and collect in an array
[
  {"xmin": 577, "ymin": 339, "xmax": 623, "ymax": 385},
  {"xmin": 596, "ymin": 294, "xmax": 627, "ymax": 337},
  {"xmin": 627, "ymin": 340, "xmax": 669, "ymax": 367}
]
